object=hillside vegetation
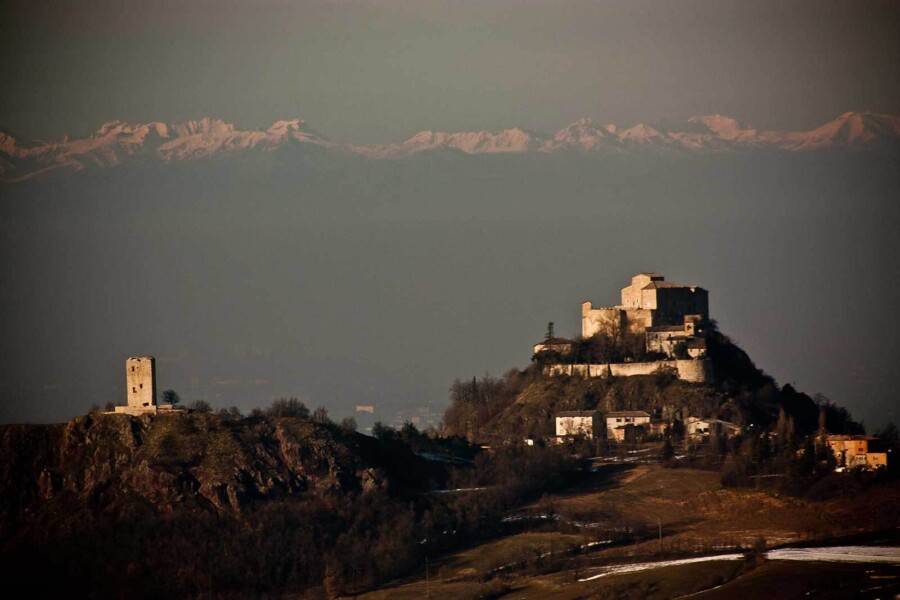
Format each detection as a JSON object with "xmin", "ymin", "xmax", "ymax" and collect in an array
[
  {"xmin": 0, "ymin": 409, "xmax": 585, "ymax": 598},
  {"xmin": 443, "ymin": 326, "xmax": 863, "ymax": 441},
  {"xmin": 0, "ymin": 412, "xmax": 450, "ymax": 597}
]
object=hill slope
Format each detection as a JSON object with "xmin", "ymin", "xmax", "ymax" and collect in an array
[{"xmin": 442, "ymin": 329, "xmax": 863, "ymax": 441}]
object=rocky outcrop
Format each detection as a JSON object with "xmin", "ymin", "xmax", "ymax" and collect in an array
[{"xmin": 0, "ymin": 412, "xmax": 411, "ymax": 539}]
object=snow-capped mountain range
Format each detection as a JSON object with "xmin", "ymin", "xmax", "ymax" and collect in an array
[{"xmin": 2, "ymin": 112, "xmax": 898, "ymax": 182}]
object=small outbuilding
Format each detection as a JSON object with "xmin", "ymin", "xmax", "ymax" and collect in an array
[
  {"xmin": 606, "ymin": 410, "xmax": 651, "ymax": 442},
  {"xmin": 556, "ymin": 410, "xmax": 601, "ymax": 439},
  {"xmin": 685, "ymin": 417, "xmax": 741, "ymax": 441}
]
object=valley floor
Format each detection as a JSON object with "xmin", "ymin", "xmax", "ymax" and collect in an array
[{"xmin": 352, "ymin": 464, "xmax": 900, "ymax": 599}]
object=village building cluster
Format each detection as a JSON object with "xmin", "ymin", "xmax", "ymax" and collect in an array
[
  {"xmin": 541, "ymin": 274, "xmax": 889, "ymax": 471},
  {"xmin": 554, "ymin": 410, "xmax": 742, "ymax": 444},
  {"xmin": 553, "ymin": 411, "xmax": 890, "ymax": 471}
]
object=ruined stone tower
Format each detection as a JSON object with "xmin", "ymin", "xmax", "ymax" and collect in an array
[{"xmin": 124, "ymin": 356, "xmax": 156, "ymax": 410}]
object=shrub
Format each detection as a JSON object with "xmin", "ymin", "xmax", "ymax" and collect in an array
[
  {"xmin": 187, "ymin": 399, "xmax": 212, "ymax": 413},
  {"xmin": 266, "ymin": 398, "xmax": 310, "ymax": 419}
]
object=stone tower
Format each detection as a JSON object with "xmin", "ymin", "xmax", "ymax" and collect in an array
[{"xmin": 125, "ymin": 356, "xmax": 156, "ymax": 410}]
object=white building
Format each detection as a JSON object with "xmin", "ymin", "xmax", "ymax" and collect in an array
[
  {"xmin": 556, "ymin": 410, "xmax": 601, "ymax": 439},
  {"xmin": 606, "ymin": 410, "xmax": 651, "ymax": 442},
  {"xmin": 685, "ymin": 417, "xmax": 740, "ymax": 441}
]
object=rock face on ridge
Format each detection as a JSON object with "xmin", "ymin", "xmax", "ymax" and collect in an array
[
  {"xmin": 0, "ymin": 412, "xmax": 445, "ymax": 598},
  {"xmin": 0, "ymin": 412, "xmax": 415, "ymax": 539}
]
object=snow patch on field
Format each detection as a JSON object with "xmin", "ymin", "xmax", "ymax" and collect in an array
[
  {"xmin": 767, "ymin": 546, "xmax": 900, "ymax": 564},
  {"xmin": 578, "ymin": 553, "xmax": 744, "ymax": 581},
  {"xmin": 577, "ymin": 546, "xmax": 900, "ymax": 582}
]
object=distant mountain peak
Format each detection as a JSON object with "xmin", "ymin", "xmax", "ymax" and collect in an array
[
  {"xmin": 394, "ymin": 127, "xmax": 546, "ymax": 155},
  {"xmin": 688, "ymin": 114, "xmax": 748, "ymax": 139},
  {"xmin": 619, "ymin": 123, "xmax": 664, "ymax": 141},
  {"xmin": 268, "ymin": 118, "xmax": 304, "ymax": 132},
  {"xmin": 95, "ymin": 120, "xmax": 125, "ymax": 135},
  {"xmin": 2, "ymin": 111, "xmax": 898, "ymax": 182},
  {"xmin": 265, "ymin": 118, "xmax": 327, "ymax": 143}
]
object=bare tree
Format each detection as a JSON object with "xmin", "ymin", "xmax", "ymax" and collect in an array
[
  {"xmin": 312, "ymin": 406, "xmax": 332, "ymax": 424},
  {"xmin": 188, "ymin": 399, "xmax": 212, "ymax": 413},
  {"xmin": 266, "ymin": 397, "xmax": 309, "ymax": 418}
]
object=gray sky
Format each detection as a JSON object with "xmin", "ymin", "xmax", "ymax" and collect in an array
[
  {"xmin": 3, "ymin": 0, "xmax": 900, "ymax": 143},
  {"xmin": 1, "ymin": 1, "xmax": 899, "ymax": 431}
]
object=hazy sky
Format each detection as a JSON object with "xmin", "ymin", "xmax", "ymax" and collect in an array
[
  {"xmin": 3, "ymin": 0, "xmax": 900, "ymax": 143},
  {"xmin": 1, "ymin": 1, "xmax": 899, "ymax": 431}
]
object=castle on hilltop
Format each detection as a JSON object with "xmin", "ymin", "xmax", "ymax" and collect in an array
[
  {"xmin": 535, "ymin": 273, "xmax": 713, "ymax": 382},
  {"xmin": 581, "ymin": 273, "xmax": 709, "ymax": 357}
]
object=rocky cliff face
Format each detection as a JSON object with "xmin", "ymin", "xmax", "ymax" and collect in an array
[
  {"xmin": 0, "ymin": 412, "xmax": 446, "ymax": 597},
  {"xmin": 0, "ymin": 412, "xmax": 412, "ymax": 538}
]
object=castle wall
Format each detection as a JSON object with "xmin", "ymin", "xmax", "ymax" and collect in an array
[
  {"xmin": 640, "ymin": 288, "xmax": 659, "ymax": 310},
  {"xmin": 621, "ymin": 274, "xmax": 663, "ymax": 309},
  {"xmin": 582, "ymin": 302, "xmax": 653, "ymax": 337},
  {"xmin": 547, "ymin": 359, "xmax": 713, "ymax": 384},
  {"xmin": 621, "ymin": 285, "xmax": 641, "ymax": 308},
  {"xmin": 673, "ymin": 359, "xmax": 714, "ymax": 383},
  {"xmin": 622, "ymin": 309, "xmax": 653, "ymax": 333},
  {"xmin": 581, "ymin": 302, "xmax": 623, "ymax": 338}
]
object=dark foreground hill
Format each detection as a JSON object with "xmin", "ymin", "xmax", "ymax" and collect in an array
[
  {"xmin": 1, "ymin": 412, "xmax": 430, "ymax": 518},
  {"xmin": 0, "ymin": 408, "xmax": 585, "ymax": 598},
  {"xmin": 0, "ymin": 412, "xmax": 449, "ymax": 598},
  {"xmin": 0, "ymin": 331, "xmax": 888, "ymax": 598}
]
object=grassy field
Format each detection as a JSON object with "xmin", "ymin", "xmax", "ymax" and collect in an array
[
  {"xmin": 352, "ymin": 464, "xmax": 900, "ymax": 599},
  {"xmin": 694, "ymin": 560, "xmax": 900, "ymax": 599}
]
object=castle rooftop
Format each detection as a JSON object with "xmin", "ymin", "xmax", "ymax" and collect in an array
[{"xmin": 641, "ymin": 280, "xmax": 700, "ymax": 290}]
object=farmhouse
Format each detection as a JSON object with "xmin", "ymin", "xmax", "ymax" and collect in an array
[
  {"xmin": 685, "ymin": 417, "xmax": 741, "ymax": 441},
  {"xmin": 825, "ymin": 435, "xmax": 888, "ymax": 470},
  {"xmin": 606, "ymin": 410, "xmax": 651, "ymax": 442}
]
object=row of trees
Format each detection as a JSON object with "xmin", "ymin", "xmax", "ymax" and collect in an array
[
  {"xmin": 91, "ymin": 395, "xmax": 361, "ymax": 431},
  {"xmin": 533, "ymin": 327, "xmax": 659, "ymax": 366}
]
